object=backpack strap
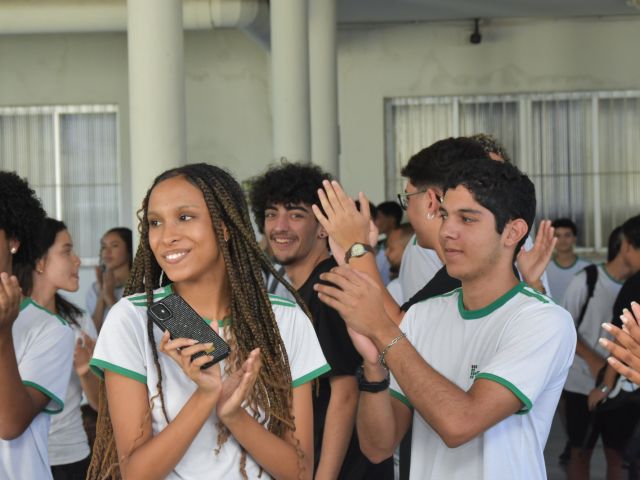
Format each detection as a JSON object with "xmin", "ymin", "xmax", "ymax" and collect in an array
[{"xmin": 576, "ymin": 264, "xmax": 598, "ymax": 330}]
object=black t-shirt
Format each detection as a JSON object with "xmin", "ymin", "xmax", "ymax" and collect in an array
[
  {"xmin": 297, "ymin": 257, "xmax": 366, "ymax": 477},
  {"xmin": 400, "ymin": 266, "xmax": 461, "ymax": 312},
  {"xmin": 612, "ymin": 272, "xmax": 640, "ymax": 328}
]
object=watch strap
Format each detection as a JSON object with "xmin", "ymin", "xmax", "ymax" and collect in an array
[{"xmin": 356, "ymin": 364, "xmax": 390, "ymax": 393}]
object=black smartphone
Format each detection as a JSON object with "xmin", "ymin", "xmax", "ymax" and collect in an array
[{"xmin": 148, "ymin": 294, "xmax": 231, "ymax": 369}]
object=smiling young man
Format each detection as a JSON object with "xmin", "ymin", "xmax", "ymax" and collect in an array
[
  {"xmin": 249, "ymin": 163, "xmax": 392, "ymax": 480},
  {"xmin": 314, "ymin": 159, "xmax": 576, "ymax": 480}
]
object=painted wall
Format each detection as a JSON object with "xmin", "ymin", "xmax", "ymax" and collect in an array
[{"xmin": 1, "ymin": 15, "xmax": 639, "ymax": 305}]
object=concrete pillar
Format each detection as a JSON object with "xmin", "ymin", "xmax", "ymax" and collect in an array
[
  {"xmin": 270, "ymin": 0, "xmax": 310, "ymax": 163},
  {"xmin": 309, "ymin": 0, "xmax": 339, "ymax": 176},
  {"xmin": 127, "ymin": 0, "xmax": 186, "ymax": 221}
]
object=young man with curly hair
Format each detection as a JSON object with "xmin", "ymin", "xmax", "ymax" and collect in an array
[{"xmin": 249, "ymin": 163, "xmax": 392, "ymax": 480}]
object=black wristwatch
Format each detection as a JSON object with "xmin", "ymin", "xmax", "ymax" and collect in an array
[{"xmin": 356, "ymin": 364, "xmax": 390, "ymax": 393}]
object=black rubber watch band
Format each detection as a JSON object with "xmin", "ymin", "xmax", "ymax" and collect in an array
[{"xmin": 356, "ymin": 364, "xmax": 390, "ymax": 393}]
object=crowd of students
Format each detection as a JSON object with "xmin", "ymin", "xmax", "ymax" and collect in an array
[{"xmin": 0, "ymin": 133, "xmax": 639, "ymax": 480}]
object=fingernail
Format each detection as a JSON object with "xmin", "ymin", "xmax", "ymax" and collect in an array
[
  {"xmin": 189, "ymin": 339, "xmax": 199, "ymax": 345},
  {"xmin": 607, "ymin": 357, "xmax": 618, "ymax": 366},
  {"xmin": 599, "ymin": 338, "xmax": 609, "ymax": 347},
  {"xmin": 601, "ymin": 323, "xmax": 612, "ymax": 332},
  {"xmin": 621, "ymin": 314, "xmax": 629, "ymax": 325},
  {"xmin": 632, "ymin": 301, "xmax": 638, "ymax": 307}
]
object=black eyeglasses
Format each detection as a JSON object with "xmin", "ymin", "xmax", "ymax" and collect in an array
[{"xmin": 397, "ymin": 189, "xmax": 427, "ymax": 210}]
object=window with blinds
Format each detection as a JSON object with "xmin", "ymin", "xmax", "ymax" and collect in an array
[
  {"xmin": 385, "ymin": 91, "xmax": 640, "ymax": 250},
  {"xmin": 0, "ymin": 105, "xmax": 120, "ymax": 262}
]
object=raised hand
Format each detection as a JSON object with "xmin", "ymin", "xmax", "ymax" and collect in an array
[
  {"xmin": 516, "ymin": 219, "xmax": 555, "ymax": 290},
  {"xmin": 313, "ymin": 180, "xmax": 372, "ymax": 255},
  {"xmin": 73, "ymin": 332, "xmax": 96, "ymax": 376},
  {"xmin": 159, "ymin": 331, "xmax": 223, "ymax": 397},
  {"xmin": 0, "ymin": 272, "xmax": 22, "ymax": 336},
  {"xmin": 217, "ymin": 348, "xmax": 262, "ymax": 423},
  {"xmin": 601, "ymin": 302, "xmax": 640, "ymax": 385}
]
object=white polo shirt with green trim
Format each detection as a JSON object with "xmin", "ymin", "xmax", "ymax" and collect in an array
[
  {"xmin": 0, "ymin": 298, "xmax": 75, "ymax": 480},
  {"xmin": 90, "ymin": 285, "xmax": 329, "ymax": 480},
  {"xmin": 547, "ymin": 256, "xmax": 591, "ymax": 303},
  {"xmin": 390, "ymin": 282, "xmax": 576, "ymax": 480}
]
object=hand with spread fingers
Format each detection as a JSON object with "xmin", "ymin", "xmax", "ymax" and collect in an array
[
  {"xmin": 0, "ymin": 272, "xmax": 22, "ymax": 336},
  {"xmin": 159, "ymin": 331, "xmax": 223, "ymax": 397},
  {"xmin": 516, "ymin": 219, "xmax": 556, "ymax": 292},
  {"xmin": 314, "ymin": 265, "xmax": 392, "ymax": 339},
  {"xmin": 600, "ymin": 302, "xmax": 640, "ymax": 385},
  {"xmin": 73, "ymin": 332, "xmax": 96, "ymax": 377},
  {"xmin": 312, "ymin": 180, "xmax": 376, "ymax": 261},
  {"xmin": 216, "ymin": 348, "xmax": 262, "ymax": 424}
]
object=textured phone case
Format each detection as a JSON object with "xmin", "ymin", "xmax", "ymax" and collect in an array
[{"xmin": 148, "ymin": 294, "xmax": 231, "ymax": 368}]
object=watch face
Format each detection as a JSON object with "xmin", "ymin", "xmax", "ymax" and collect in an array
[{"xmin": 352, "ymin": 244, "xmax": 366, "ymax": 256}]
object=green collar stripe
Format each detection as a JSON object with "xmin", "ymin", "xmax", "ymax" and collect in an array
[
  {"xmin": 390, "ymin": 388, "xmax": 413, "ymax": 409},
  {"xmin": 602, "ymin": 264, "xmax": 624, "ymax": 285},
  {"xmin": 23, "ymin": 381, "xmax": 65, "ymax": 414},
  {"xmin": 458, "ymin": 282, "xmax": 524, "ymax": 320},
  {"xmin": 268, "ymin": 294, "xmax": 296, "ymax": 307},
  {"xmin": 552, "ymin": 256, "xmax": 579, "ymax": 269},
  {"xmin": 291, "ymin": 364, "xmax": 331, "ymax": 388},
  {"xmin": 202, "ymin": 316, "xmax": 232, "ymax": 328},
  {"xmin": 89, "ymin": 358, "xmax": 147, "ymax": 385},
  {"xmin": 474, "ymin": 372, "xmax": 532, "ymax": 413},
  {"xmin": 20, "ymin": 298, "xmax": 68, "ymax": 325}
]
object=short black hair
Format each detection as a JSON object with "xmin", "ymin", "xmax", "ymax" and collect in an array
[
  {"xmin": 377, "ymin": 201, "xmax": 403, "ymax": 226},
  {"xmin": 622, "ymin": 214, "xmax": 640, "ymax": 249},
  {"xmin": 468, "ymin": 133, "xmax": 512, "ymax": 163},
  {"xmin": 443, "ymin": 158, "xmax": 536, "ymax": 254},
  {"xmin": 0, "ymin": 171, "xmax": 47, "ymax": 267},
  {"xmin": 552, "ymin": 218, "xmax": 578, "ymax": 237},
  {"xmin": 608, "ymin": 226, "xmax": 624, "ymax": 262},
  {"xmin": 400, "ymin": 137, "xmax": 489, "ymax": 190},
  {"xmin": 248, "ymin": 162, "xmax": 332, "ymax": 233}
]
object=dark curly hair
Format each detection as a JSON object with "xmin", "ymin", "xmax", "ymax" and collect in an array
[
  {"xmin": 247, "ymin": 162, "xmax": 332, "ymax": 233},
  {"xmin": 0, "ymin": 171, "xmax": 47, "ymax": 269},
  {"xmin": 443, "ymin": 158, "xmax": 536, "ymax": 255}
]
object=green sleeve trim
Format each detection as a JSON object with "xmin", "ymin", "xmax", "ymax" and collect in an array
[
  {"xmin": 22, "ymin": 381, "xmax": 64, "ymax": 414},
  {"xmin": 474, "ymin": 372, "xmax": 532, "ymax": 413},
  {"xmin": 390, "ymin": 388, "xmax": 412, "ymax": 409},
  {"xmin": 292, "ymin": 364, "xmax": 331, "ymax": 388},
  {"xmin": 89, "ymin": 358, "xmax": 147, "ymax": 385}
]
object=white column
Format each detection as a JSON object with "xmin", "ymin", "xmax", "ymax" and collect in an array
[
  {"xmin": 270, "ymin": 0, "xmax": 310, "ymax": 163},
  {"xmin": 127, "ymin": 0, "xmax": 186, "ymax": 221},
  {"xmin": 309, "ymin": 0, "xmax": 339, "ymax": 176}
]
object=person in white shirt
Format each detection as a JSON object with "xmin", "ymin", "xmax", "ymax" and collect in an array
[
  {"xmin": 88, "ymin": 163, "xmax": 326, "ymax": 480},
  {"xmin": 0, "ymin": 171, "xmax": 75, "ymax": 480},
  {"xmin": 547, "ymin": 218, "xmax": 592, "ymax": 302},
  {"xmin": 385, "ymin": 224, "xmax": 414, "ymax": 305},
  {"xmin": 314, "ymin": 158, "xmax": 576, "ymax": 480},
  {"xmin": 15, "ymin": 217, "xmax": 99, "ymax": 479}
]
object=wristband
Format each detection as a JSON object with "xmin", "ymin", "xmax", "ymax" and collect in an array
[
  {"xmin": 356, "ymin": 364, "xmax": 389, "ymax": 393},
  {"xmin": 599, "ymin": 384, "xmax": 610, "ymax": 395}
]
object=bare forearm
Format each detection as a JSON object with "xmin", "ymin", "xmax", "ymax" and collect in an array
[
  {"xmin": 224, "ymin": 411, "xmax": 312, "ymax": 480},
  {"xmin": 0, "ymin": 336, "xmax": 40, "ymax": 439},
  {"xmin": 91, "ymin": 298, "xmax": 106, "ymax": 331},
  {"xmin": 356, "ymin": 366, "xmax": 401, "ymax": 462},
  {"xmin": 316, "ymin": 382, "xmax": 358, "ymax": 479},
  {"xmin": 576, "ymin": 338, "xmax": 604, "ymax": 364},
  {"xmin": 117, "ymin": 389, "xmax": 217, "ymax": 479},
  {"xmin": 78, "ymin": 371, "xmax": 100, "ymax": 411}
]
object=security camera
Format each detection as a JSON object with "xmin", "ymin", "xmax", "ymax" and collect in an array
[{"xmin": 470, "ymin": 18, "xmax": 482, "ymax": 45}]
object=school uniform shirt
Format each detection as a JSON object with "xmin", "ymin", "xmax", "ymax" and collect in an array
[
  {"xmin": 398, "ymin": 236, "xmax": 442, "ymax": 304},
  {"xmin": 48, "ymin": 311, "xmax": 97, "ymax": 466},
  {"xmin": 90, "ymin": 285, "xmax": 329, "ymax": 480},
  {"xmin": 0, "ymin": 298, "xmax": 75, "ymax": 480},
  {"xmin": 546, "ymin": 256, "xmax": 592, "ymax": 303},
  {"xmin": 562, "ymin": 264, "xmax": 624, "ymax": 395},
  {"xmin": 390, "ymin": 282, "xmax": 576, "ymax": 480}
]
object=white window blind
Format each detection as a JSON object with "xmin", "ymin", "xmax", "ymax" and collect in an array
[
  {"xmin": 385, "ymin": 91, "xmax": 640, "ymax": 249},
  {"xmin": 0, "ymin": 105, "xmax": 120, "ymax": 262}
]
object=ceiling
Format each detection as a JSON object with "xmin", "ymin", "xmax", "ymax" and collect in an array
[{"xmin": 336, "ymin": 0, "xmax": 640, "ymax": 24}]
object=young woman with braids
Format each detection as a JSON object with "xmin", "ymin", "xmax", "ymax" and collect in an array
[
  {"xmin": 88, "ymin": 163, "xmax": 328, "ymax": 480},
  {"xmin": 15, "ymin": 217, "xmax": 99, "ymax": 479}
]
